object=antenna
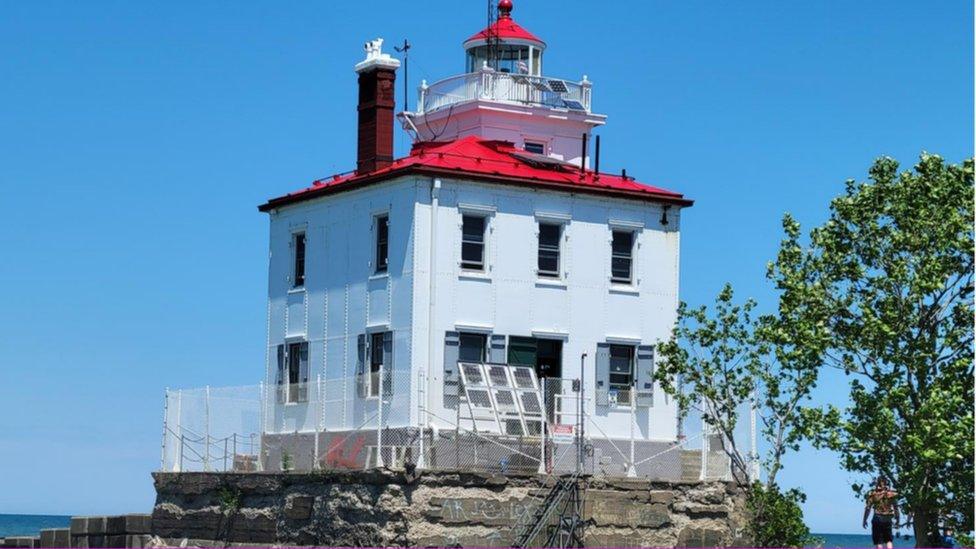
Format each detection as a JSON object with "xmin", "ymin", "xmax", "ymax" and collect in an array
[
  {"xmin": 594, "ymin": 135, "xmax": 601, "ymax": 181},
  {"xmin": 486, "ymin": 0, "xmax": 499, "ymax": 70},
  {"xmin": 394, "ymin": 39, "xmax": 411, "ymax": 110},
  {"xmin": 579, "ymin": 133, "xmax": 587, "ymax": 178}
]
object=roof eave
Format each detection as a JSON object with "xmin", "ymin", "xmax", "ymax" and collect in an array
[{"xmin": 258, "ymin": 166, "xmax": 694, "ymax": 213}]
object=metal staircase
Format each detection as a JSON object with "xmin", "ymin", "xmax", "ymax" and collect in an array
[
  {"xmin": 510, "ymin": 369, "xmax": 589, "ymax": 548},
  {"xmin": 542, "ymin": 474, "xmax": 586, "ymax": 548},
  {"xmin": 510, "ymin": 472, "xmax": 583, "ymax": 548}
]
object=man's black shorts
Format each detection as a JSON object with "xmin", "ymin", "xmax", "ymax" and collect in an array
[{"xmin": 872, "ymin": 514, "xmax": 894, "ymax": 545}]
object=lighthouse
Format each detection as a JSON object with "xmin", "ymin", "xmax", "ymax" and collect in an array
[{"xmin": 253, "ymin": 0, "xmax": 693, "ymax": 475}]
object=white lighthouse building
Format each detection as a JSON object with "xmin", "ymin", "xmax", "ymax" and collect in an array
[{"xmin": 257, "ymin": 1, "xmax": 693, "ymax": 474}]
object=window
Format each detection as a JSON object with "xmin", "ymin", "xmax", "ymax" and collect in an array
[
  {"xmin": 461, "ymin": 215, "xmax": 486, "ymax": 271},
  {"xmin": 524, "ymin": 141, "xmax": 545, "ymax": 155},
  {"xmin": 292, "ymin": 232, "xmax": 306, "ymax": 288},
  {"xmin": 287, "ymin": 341, "xmax": 308, "ymax": 403},
  {"xmin": 608, "ymin": 344, "xmax": 634, "ymax": 390},
  {"xmin": 611, "ymin": 230, "xmax": 634, "ymax": 284},
  {"xmin": 458, "ymin": 333, "xmax": 487, "ymax": 363},
  {"xmin": 375, "ymin": 214, "xmax": 389, "ymax": 273},
  {"xmin": 369, "ymin": 332, "xmax": 385, "ymax": 397},
  {"xmin": 537, "ymin": 223, "xmax": 561, "ymax": 278}
]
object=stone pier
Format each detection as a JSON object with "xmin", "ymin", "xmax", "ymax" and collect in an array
[{"xmin": 151, "ymin": 470, "xmax": 750, "ymax": 547}]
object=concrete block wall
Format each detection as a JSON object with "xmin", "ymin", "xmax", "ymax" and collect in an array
[{"xmin": 0, "ymin": 515, "xmax": 152, "ymax": 549}]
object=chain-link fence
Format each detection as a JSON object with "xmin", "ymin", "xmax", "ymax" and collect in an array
[
  {"xmin": 161, "ymin": 384, "xmax": 264, "ymax": 472},
  {"xmin": 160, "ymin": 371, "xmax": 757, "ymax": 481}
]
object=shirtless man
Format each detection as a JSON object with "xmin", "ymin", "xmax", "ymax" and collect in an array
[{"xmin": 863, "ymin": 477, "xmax": 899, "ymax": 549}]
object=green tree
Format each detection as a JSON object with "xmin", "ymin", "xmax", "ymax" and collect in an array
[
  {"xmin": 776, "ymin": 154, "xmax": 974, "ymax": 547},
  {"xmin": 655, "ymin": 284, "xmax": 820, "ymax": 547},
  {"xmin": 746, "ymin": 483, "xmax": 814, "ymax": 549}
]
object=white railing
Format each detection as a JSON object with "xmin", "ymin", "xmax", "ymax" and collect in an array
[{"xmin": 417, "ymin": 68, "xmax": 592, "ymax": 114}]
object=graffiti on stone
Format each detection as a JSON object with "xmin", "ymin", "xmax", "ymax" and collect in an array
[
  {"xmin": 485, "ymin": 531, "xmax": 503, "ymax": 545},
  {"xmin": 431, "ymin": 497, "xmax": 538, "ymax": 526}
]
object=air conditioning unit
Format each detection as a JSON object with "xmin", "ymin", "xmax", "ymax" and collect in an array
[{"xmin": 611, "ymin": 389, "xmax": 632, "ymax": 406}]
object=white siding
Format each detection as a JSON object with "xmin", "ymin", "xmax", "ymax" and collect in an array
[
  {"xmin": 265, "ymin": 177, "xmax": 418, "ymax": 432},
  {"xmin": 264, "ymin": 175, "xmax": 682, "ymax": 441},
  {"xmin": 412, "ymin": 178, "xmax": 681, "ymax": 440}
]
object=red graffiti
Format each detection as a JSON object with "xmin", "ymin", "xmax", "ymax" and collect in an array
[{"xmin": 323, "ymin": 435, "xmax": 366, "ymax": 469}]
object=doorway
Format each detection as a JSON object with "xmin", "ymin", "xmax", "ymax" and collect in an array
[{"xmin": 507, "ymin": 336, "xmax": 563, "ymax": 422}]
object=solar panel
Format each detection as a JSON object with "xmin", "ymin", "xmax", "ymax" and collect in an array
[
  {"xmin": 562, "ymin": 99, "xmax": 585, "ymax": 111},
  {"xmin": 510, "ymin": 151, "xmax": 576, "ymax": 169},
  {"xmin": 513, "ymin": 367, "xmax": 535, "ymax": 389},
  {"xmin": 547, "ymin": 79, "xmax": 569, "ymax": 93},
  {"xmin": 520, "ymin": 392, "xmax": 543, "ymax": 414},
  {"xmin": 531, "ymin": 81, "xmax": 551, "ymax": 92},
  {"xmin": 461, "ymin": 363, "xmax": 483, "ymax": 384},
  {"xmin": 488, "ymin": 366, "xmax": 509, "ymax": 387},
  {"xmin": 494, "ymin": 389, "xmax": 516, "ymax": 407},
  {"xmin": 467, "ymin": 389, "xmax": 493, "ymax": 408},
  {"xmin": 456, "ymin": 362, "xmax": 546, "ymax": 437}
]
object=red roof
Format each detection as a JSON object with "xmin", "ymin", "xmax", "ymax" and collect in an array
[
  {"xmin": 258, "ymin": 136, "xmax": 692, "ymax": 212},
  {"xmin": 464, "ymin": 16, "xmax": 545, "ymax": 47}
]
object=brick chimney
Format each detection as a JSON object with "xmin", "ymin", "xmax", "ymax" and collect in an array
[{"xmin": 354, "ymin": 38, "xmax": 400, "ymax": 174}]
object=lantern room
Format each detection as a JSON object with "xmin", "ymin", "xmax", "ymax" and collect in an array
[
  {"xmin": 401, "ymin": 0, "xmax": 605, "ymax": 163},
  {"xmin": 462, "ymin": 0, "xmax": 545, "ymax": 75}
]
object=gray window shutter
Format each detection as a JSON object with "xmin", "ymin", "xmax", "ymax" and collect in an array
[
  {"xmin": 635, "ymin": 344, "xmax": 654, "ymax": 407},
  {"xmin": 356, "ymin": 334, "xmax": 368, "ymax": 398},
  {"xmin": 382, "ymin": 331, "xmax": 394, "ymax": 397},
  {"xmin": 443, "ymin": 331, "xmax": 460, "ymax": 398},
  {"xmin": 298, "ymin": 342, "xmax": 310, "ymax": 402},
  {"xmin": 489, "ymin": 334, "xmax": 506, "ymax": 364},
  {"xmin": 276, "ymin": 344, "xmax": 286, "ymax": 403},
  {"xmin": 595, "ymin": 343, "xmax": 610, "ymax": 406}
]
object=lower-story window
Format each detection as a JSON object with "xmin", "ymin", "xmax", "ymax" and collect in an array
[
  {"xmin": 458, "ymin": 333, "xmax": 487, "ymax": 363},
  {"xmin": 276, "ymin": 341, "xmax": 308, "ymax": 403},
  {"xmin": 369, "ymin": 332, "xmax": 385, "ymax": 397},
  {"xmin": 608, "ymin": 344, "xmax": 634, "ymax": 391}
]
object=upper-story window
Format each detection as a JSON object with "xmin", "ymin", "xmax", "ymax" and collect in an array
[
  {"xmin": 524, "ymin": 141, "xmax": 545, "ymax": 155},
  {"xmin": 292, "ymin": 232, "xmax": 306, "ymax": 288},
  {"xmin": 610, "ymin": 230, "xmax": 634, "ymax": 284},
  {"xmin": 537, "ymin": 223, "xmax": 561, "ymax": 278},
  {"xmin": 461, "ymin": 214, "xmax": 487, "ymax": 271},
  {"xmin": 375, "ymin": 214, "xmax": 389, "ymax": 273}
]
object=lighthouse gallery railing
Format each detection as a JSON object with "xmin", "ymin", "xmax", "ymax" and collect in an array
[{"xmin": 417, "ymin": 69, "xmax": 592, "ymax": 114}]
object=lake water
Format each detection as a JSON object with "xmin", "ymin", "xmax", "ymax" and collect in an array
[
  {"xmin": 0, "ymin": 514, "xmax": 924, "ymax": 547},
  {"xmin": 814, "ymin": 532, "xmax": 917, "ymax": 547},
  {"xmin": 0, "ymin": 514, "xmax": 71, "ymax": 538}
]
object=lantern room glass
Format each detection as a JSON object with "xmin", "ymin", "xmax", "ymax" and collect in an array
[{"xmin": 466, "ymin": 44, "xmax": 541, "ymax": 75}]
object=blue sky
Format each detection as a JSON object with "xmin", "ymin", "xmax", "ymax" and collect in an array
[{"xmin": 0, "ymin": 0, "xmax": 971, "ymax": 534}]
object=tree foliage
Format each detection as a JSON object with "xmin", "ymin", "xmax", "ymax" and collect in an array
[
  {"xmin": 654, "ymin": 285, "xmax": 763, "ymax": 485},
  {"xmin": 775, "ymin": 154, "xmax": 974, "ymax": 547},
  {"xmin": 655, "ymin": 153, "xmax": 972, "ymax": 547},
  {"xmin": 654, "ymin": 284, "xmax": 820, "ymax": 547},
  {"xmin": 746, "ymin": 483, "xmax": 818, "ymax": 549}
]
